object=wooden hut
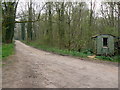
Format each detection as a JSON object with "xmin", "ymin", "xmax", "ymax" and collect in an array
[{"xmin": 92, "ymin": 34, "xmax": 115, "ymax": 55}]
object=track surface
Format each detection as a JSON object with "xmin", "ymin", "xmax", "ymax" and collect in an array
[{"xmin": 2, "ymin": 40, "xmax": 118, "ymax": 88}]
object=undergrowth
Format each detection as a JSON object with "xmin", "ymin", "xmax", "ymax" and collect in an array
[{"xmin": 22, "ymin": 40, "xmax": 119, "ymax": 62}]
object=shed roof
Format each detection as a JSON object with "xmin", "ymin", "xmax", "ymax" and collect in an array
[{"xmin": 92, "ymin": 34, "xmax": 116, "ymax": 38}]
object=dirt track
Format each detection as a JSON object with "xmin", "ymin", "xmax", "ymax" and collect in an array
[{"xmin": 2, "ymin": 40, "xmax": 118, "ymax": 88}]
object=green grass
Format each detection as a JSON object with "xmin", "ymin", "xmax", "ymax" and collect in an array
[
  {"xmin": 22, "ymin": 41, "xmax": 119, "ymax": 62},
  {"xmin": 0, "ymin": 45, "xmax": 2, "ymax": 59},
  {"xmin": 96, "ymin": 55, "xmax": 120, "ymax": 62},
  {"xmin": 2, "ymin": 43, "xmax": 14, "ymax": 59}
]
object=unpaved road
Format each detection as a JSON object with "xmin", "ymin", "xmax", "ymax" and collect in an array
[{"xmin": 2, "ymin": 40, "xmax": 118, "ymax": 88}]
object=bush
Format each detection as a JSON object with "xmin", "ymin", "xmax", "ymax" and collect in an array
[{"xmin": 82, "ymin": 49, "xmax": 93, "ymax": 54}]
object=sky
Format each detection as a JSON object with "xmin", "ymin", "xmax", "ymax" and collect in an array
[{"xmin": 17, "ymin": 0, "xmax": 102, "ymax": 14}]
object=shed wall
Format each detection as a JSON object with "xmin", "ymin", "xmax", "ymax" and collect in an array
[{"xmin": 96, "ymin": 35, "xmax": 114, "ymax": 55}]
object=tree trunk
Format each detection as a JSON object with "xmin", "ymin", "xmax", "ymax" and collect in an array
[
  {"xmin": 118, "ymin": 2, "xmax": 120, "ymax": 54},
  {"xmin": 2, "ymin": 2, "xmax": 18, "ymax": 43},
  {"xmin": 58, "ymin": 2, "xmax": 65, "ymax": 49},
  {"xmin": 21, "ymin": 22, "xmax": 25, "ymax": 40},
  {"xmin": 48, "ymin": 2, "xmax": 53, "ymax": 45},
  {"xmin": 27, "ymin": 0, "xmax": 33, "ymax": 42}
]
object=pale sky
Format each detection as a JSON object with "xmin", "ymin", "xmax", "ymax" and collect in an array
[{"xmin": 17, "ymin": 0, "xmax": 102, "ymax": 14}]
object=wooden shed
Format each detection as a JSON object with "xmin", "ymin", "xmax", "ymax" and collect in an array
[{"xmin": 92, "ymin": 34, "xmax": 115, "ymax": 55}]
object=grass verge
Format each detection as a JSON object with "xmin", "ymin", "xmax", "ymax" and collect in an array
[
  {"xmin": 0, "ymin": 45, "xmax": 2, "ymax": 60},
  {"xmin": 2, "ymin": 43, "xmax": 15, "ymax": 59},
  {"xmin": 96, "ymin": 55, "xmax": 119, "ymax": 62},
  {"xmin": 22, "ymin": 41, "xmax": 119, "ymax": 62}
]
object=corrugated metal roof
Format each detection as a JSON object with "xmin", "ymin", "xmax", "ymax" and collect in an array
[{"xmin": 92, "ymin": 34, "xmax": 116, "ymax": 38}]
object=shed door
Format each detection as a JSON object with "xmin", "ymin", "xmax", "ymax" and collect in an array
[
  {"xmin": 108, "ymin": 36, "xmax": 114, "ymax": 54},
  {"xmin": 97, "ymin": 36, "xmax": 103, "ymax": 54}
]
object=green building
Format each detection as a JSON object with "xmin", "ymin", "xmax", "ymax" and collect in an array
[{"xmin": 92, "ymin": 34, "xmax": 115, "ymax": 55}]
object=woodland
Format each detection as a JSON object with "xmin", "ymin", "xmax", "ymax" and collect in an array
[{"xmin": 1, "ymin": 0, "xmax": 120, "ymax": 60}]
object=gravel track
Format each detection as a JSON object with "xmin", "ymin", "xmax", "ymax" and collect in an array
[{"xmin": 2, "ymin": 40, "xmax": 118, "ymax": 88}]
